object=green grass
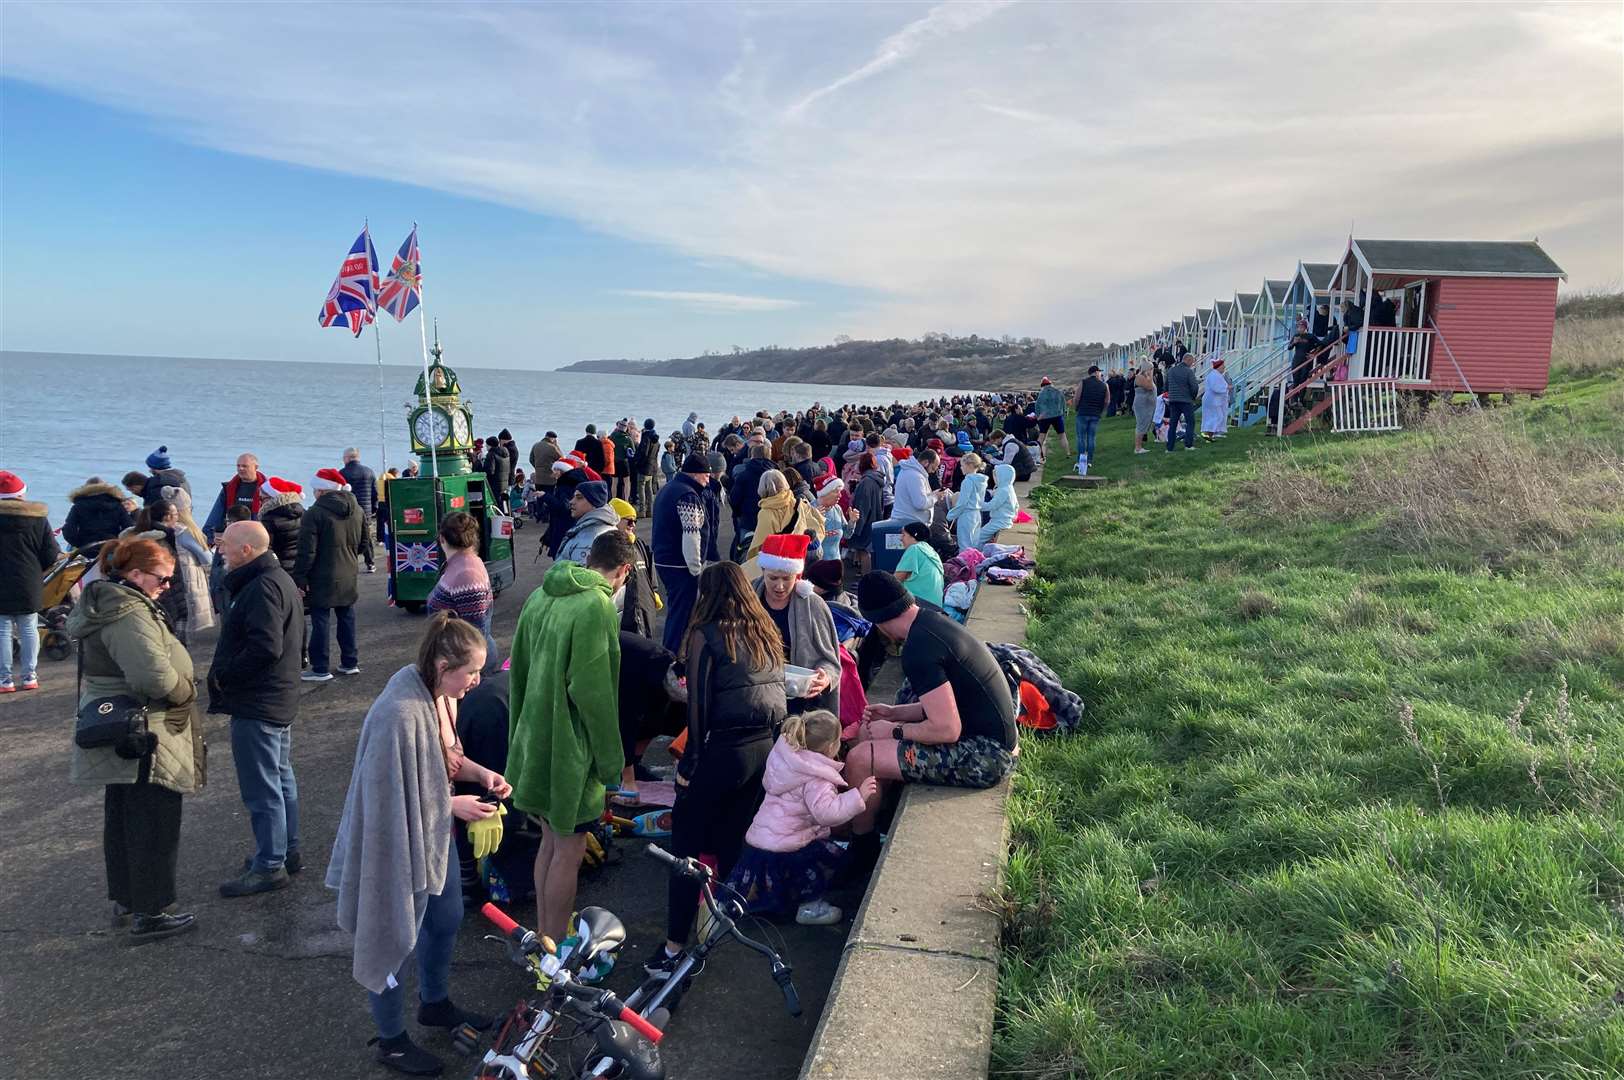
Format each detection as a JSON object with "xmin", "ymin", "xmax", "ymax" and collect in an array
[{"xmin": 1000, "ymin": 370, "xmax": 1624, "ymax": 1077}]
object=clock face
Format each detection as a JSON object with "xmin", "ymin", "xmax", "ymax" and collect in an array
[
  {"xmin": 414, "ymin": 407, "xmax": 452, "ymax": 448},
  {"xmin": 451, "ymin": 410, "xmax": 471, "ymax": 445}
]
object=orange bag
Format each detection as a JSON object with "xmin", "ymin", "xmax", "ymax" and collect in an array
[{"xmin": 1016, "ymin": 680, "xmax": 1056, "ymax": 731}]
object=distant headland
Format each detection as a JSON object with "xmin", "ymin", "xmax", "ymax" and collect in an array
[{"xmin": 557, "ymin": 334, "xmax": 1111, "ymax": 390}]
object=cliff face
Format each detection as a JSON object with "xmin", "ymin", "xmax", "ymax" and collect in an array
[{"xmin": 559, "ymin": 336, "xmax": 1111, "ymax": 390}]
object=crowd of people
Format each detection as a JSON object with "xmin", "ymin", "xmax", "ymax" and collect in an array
[{"xmin": 0, "ymin": 384, "xmax": 1063, "ymax": 1077}]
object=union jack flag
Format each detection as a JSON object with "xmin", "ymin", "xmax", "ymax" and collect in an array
[
  {"xmin": 395, "ymin": 541, "xmax": 441, "ymax": 574},
  {"xmin": 377, "ymin": 226, "xmax": 422, "ymax": 322},
  {"xmin": 318, "ymin": 227, "xmax": 379, "ymax": 337}
]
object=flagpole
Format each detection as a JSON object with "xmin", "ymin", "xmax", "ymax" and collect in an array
[
  {"xmin": 372, "ymin": 321, "xmax": 390, "ymax": 476},
  {"xmin": 416, "ymin": 224, "xmax": 437, "ymax": 481}
]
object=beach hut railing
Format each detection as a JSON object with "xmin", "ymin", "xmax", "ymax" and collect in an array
[
  {"xmin": 1330, "ymin": 378, "xmax": 1402, "ymax": 433},
  {"xmin": 1360, "ymin": 326, "xmax": 1433, "ymax": 383}
]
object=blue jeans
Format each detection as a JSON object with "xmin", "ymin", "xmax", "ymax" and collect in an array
[
  {"xmin": 368, "ymin": 842, "xmax": 462, "ymax": 1038},
  {"xmin": 1165, "ymin": 401, "xmax": 1196, "ymax": 449},
  {"xmin": 308, "ymin": 605, "xmax": 357, "ymax": 674},
  {"xmin": 1075, "ymin": 414, "xmax": 1101, "ymax": 460},
  {"xmin": 229, "ymin": 717, "xmax": 299, "ymax": 872},
  {"xmin": 0, "ymin": 612, "xmax": 38, "ymax": 682}
]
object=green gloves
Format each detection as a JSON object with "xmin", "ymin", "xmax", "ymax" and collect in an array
[{"xmin": 467, "ymin": 803, "xmax": 507, "ymax": 861}]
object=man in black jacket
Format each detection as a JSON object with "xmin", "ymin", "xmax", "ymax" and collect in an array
[
  {"xmin": 339, "ymin": 449, "xmax": 379, "ymax": 572},
  {"xmin": 0, "ymin": 471, "xmax": 60, "ymax": 693},
  {"xmin": 209, "ymin": 521, "xmax": 303, "ymax": 897},
  {"xmin": 294, "ymin": 469, "xmax": 365, "ymax": 682}
]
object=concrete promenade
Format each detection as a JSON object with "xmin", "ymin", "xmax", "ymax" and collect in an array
[{"xmin": 802, "ymin": 481, "xmax": 1037, "ymax": 1079}]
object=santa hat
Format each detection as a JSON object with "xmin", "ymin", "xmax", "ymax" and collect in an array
[
  {"xmin": 1212, "ymin": 359, "xmax": 1225, "ymax": 368},
  {"xmin": 816, "ymin": 476, "xmax": 844, "ymax": 499},
  {"xmin": 313, "ymin": 468, "xmax": 349, "ymax": 492},
  {"xmin": 552, "ymin": 453, "xmax": 585, "ymax": 475},
  {"xmin": 260, "ymin": 476, "xmax": 301, "ymax": 499},
  {"xmin": 758, "ymin": 533, "xmax": 815, "ymax": 591},
  {"xmin": 1040, "ymin": 377, "xmax": 1052, "ymax": 386},
  {"xmin": 0, "ymin": 470, "xmax": 25, "ymax": 499}
]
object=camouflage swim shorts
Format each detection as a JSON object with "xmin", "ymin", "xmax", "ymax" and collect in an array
[{"xmin": 897, "ymin": 736, "xmax": 1014, "ymax": 789}]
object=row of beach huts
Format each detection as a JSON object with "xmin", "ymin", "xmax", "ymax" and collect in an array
[{"xmin": 1107, "ymin": 237, "xmax": 1568, "ymax": 435}]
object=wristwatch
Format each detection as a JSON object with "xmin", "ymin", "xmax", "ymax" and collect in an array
[{"xmin": 893, "ymin": 724, "xmax": 905, "ymax": 742}]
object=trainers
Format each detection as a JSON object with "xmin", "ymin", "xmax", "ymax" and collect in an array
[
  {"xmin": 370, "ymin": 1033, "xmax": 444, "ymax": 1076},
  {"xmin": 1134, "ymin": 448, "xmax": 1150, "ymax": 455},
  {"xmin": 302, "ymin": 671, "xmax": 334, "ymax": 683},
  {"xmin": 129, "ymin": 910, "xmax": 196, "ymax": 942},
  {"xmin": 240, "ymin": 850, "xmax": 303, "ymax": 876},
  {"xmin": 642, "ymin": 943, "xmax": 684, "ymax": 980},
  {"xmin": 795, "ymin": 899, "xmax": 843, "ymax": 926},
  {"xmin": 337, "ymin": 665, "xmax": 361, "ymax": 676},
  {"xmin": 0, "ymin": 679, "xmax": 13, "ymax": 694},
  {"xmin": 366, "ymin": 565, "xmax": 377, "ymax": 574},
  {"xmin": 219, "ymin": 866, "xmax": 291, "ymax": 898},
  {"xmin": 417, "ymin": 997, "xmax": 494, "ymax": 1032},
  {"xmin": 20, "ymin": 674, "xmax": 38, "ymax": 691}
]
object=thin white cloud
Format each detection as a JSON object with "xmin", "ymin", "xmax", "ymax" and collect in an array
[
  {"xmin": 787, "ymin": 0, "xmax": 1013, "ymax": 117},
  {"xmin": 613, "ymin": 290, "xmax": 804, "ymax": 313},
  {"xmin": 0, "ymin": 1, "xmax": 1619, "ymax": 346}
]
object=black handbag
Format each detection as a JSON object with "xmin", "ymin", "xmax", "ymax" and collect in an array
[{"xmin": 73, "ymin": 641, "xmax": 154, "ymax": 759}]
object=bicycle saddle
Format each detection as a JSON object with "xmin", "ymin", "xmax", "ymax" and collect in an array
[{"xmin": 577, "ymin": 906, "xmax": 627, "ymax": 956}]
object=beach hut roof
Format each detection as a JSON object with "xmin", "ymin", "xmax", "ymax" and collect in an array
[
  {"xmin": 1214, "ymin": 300, "xmax": 1235, "ymax": 320},
  {"xmin": 1234, "ymin": 292, "xmax": 1259, "ymax": 313},
  {"xmin": 1265, "ymin": 279, "xmax": 1289, "ymax": 302},
  {"xmin": 1302, "ymin": 262, "xmax": 1336, "ymax": 290},
  {"xmin": 1350, "ymin": 239, "xmax": 1565, "ymax": 278},
  {"xmin": 1196, "ymin": 307, "xmax": 1212, "ymax": 321}
]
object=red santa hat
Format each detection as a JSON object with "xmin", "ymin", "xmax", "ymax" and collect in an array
[
  {"xmin": 313, "ymin": 467, "xmax": 350, "ymax": 493},
  {"xmin": 758, "ymin": 533, "xmax": 814, "ymax": 581},
  {"xmin": 552, "ymin": 453, "xmax": 585, "ymax": 475},
  {"xmin": 260, "ymin": 476, "xmax": 302, "ymax": 499},
  {"xmin": 816, "ymin": 475, "xmax": 844, "ymax": 499},
  {"xmin": 0, "ymin": 470, "xmax": 26, "ymax": 499}
]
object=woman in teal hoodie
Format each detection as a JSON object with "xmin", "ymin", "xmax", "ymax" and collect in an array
[{"xmin": 507, "ymin": 533, "xmax": 634, "ymax": 944}]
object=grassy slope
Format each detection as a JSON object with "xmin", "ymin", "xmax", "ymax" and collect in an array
[{"xmin": 998, "ymin": 375, "xmax": 1624, "ymax": 1077}]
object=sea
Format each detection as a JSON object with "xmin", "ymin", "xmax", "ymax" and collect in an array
[{"xmin": 0, "ymin": 351, "xmax": 963, "ymax": 526}]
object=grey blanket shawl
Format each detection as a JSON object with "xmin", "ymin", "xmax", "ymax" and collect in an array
[
  {"xmin": 756, "ymin": 581, "xmax": 842, "ymax": 716},
  {"xmin": 325, "ymin": 666, "xmax": 452, "ymax": 993}
]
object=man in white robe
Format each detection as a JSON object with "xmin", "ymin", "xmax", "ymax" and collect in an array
[{"xmin": 1201, "ymin": 361, "xmax": 1231, "ymax": 439}]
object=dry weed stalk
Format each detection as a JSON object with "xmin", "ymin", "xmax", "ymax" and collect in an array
[{"xmin": 1397, "ymin": 700, "xmax": 1448, "ymax": 810}]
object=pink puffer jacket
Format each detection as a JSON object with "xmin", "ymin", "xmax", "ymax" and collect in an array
[{"xmin": 744, "ymin": 736, "xmax": 866, "ymax": 853}]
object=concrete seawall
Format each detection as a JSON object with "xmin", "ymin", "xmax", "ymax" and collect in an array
[{"xmin": 801, "ymin": 482, "xmax": 1038, "ymax": 1079}]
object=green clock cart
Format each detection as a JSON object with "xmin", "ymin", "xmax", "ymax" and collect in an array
[{"xmin": 388, "ymin": 338, "xmax": 516, "ymax": 613}]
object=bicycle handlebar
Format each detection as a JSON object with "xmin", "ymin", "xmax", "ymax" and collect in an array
[
  {"xmin": 616, "ymin": 1002, "xmax": 665, "ymax": 1044},
  {"xmin": 481, "ymin": 902, "xmax": 521, "ymax": 937},
  {"xmin": 645, "ymin": 842, "xmax": 709, "ymax": 882}
]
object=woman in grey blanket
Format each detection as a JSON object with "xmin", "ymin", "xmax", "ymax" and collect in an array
[{"xmin": 326, "ymin": 613, "xmax": 511, "ymax": 1077}]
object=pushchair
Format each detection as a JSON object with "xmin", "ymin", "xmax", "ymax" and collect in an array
[{"xmin": 37, "ymin": 547, "xmax": 95, "ymax": 661}]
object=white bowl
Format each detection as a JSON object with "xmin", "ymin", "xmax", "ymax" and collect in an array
[{"xmin": 783, "ymin": 664, "xmax": 815, "ymax": 698}]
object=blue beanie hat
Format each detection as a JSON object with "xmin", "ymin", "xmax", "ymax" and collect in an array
[
  {"xmin": 146, "ymin": 445, "xmax": 172, "ymax": 470},
  {"xmin": 575, "ymin": 480, "xmax": 610, "ymax": 508}
]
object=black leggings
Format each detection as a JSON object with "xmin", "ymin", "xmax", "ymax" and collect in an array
[
  {"xmin": 666, "ymin": 734, "xmax": 771, "ymax": 943},
  {"xmin": 104, "ymin": 782, "xmax": 182, "ymax": 915}
]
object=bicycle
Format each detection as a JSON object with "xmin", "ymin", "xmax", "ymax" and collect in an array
[
  {"xmin": 573, "ymin": 844, "xmax": 800, "ymax": 1077},
  {"xmin": 464, "ymin": 902, "xmax": 668, "ymax": 1080}
]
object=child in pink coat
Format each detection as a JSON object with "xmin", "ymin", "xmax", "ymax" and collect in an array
[{"xmin": 727, "ymin": 710, "xmax": 877, "ymax": 925}]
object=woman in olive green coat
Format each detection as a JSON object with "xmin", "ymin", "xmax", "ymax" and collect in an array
[{"xmin": 68, "ymin": 536, "xmax": 205, "ymax": 942}]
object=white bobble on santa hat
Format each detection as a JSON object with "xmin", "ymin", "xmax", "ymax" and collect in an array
[
  {"xmin": 260, "ymin": 476, "xmax": 302, "ymax": 499},
  {"xmin": 313, "ymin": 467, "xmax": 350, "ymax": 493}
]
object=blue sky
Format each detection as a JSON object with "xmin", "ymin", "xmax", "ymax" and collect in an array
[{"xmin": 2, "ymin": 2, "xmax": 1620, "ymax": 369}]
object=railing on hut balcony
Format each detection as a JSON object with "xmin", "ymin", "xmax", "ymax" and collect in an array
[{"xmin": 1360, "ymin": 327, "xmax": 1433, "ymax": 383}]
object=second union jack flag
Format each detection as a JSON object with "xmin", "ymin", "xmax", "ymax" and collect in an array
[
  {"xmin": 378, "ymin": 226, "xmax": 422, "ymax": 322},
  {"xmin": 319, "ymin": 227, "xmax": 379, "ymax": 337}
]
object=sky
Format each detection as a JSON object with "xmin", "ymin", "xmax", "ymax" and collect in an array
[{"xmin": 1, "ymin": 1, "xmax": 1620, "ymax": 370}]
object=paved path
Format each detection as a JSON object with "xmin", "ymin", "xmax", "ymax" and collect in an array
[{"xmin": 1, "ymin": 513, "xmax": 870, "ymax": 1080}]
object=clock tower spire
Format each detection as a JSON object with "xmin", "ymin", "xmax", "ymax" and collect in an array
[{"xmin": 407, "ymin": 333, "xmax": 475, "ymax": 475}]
